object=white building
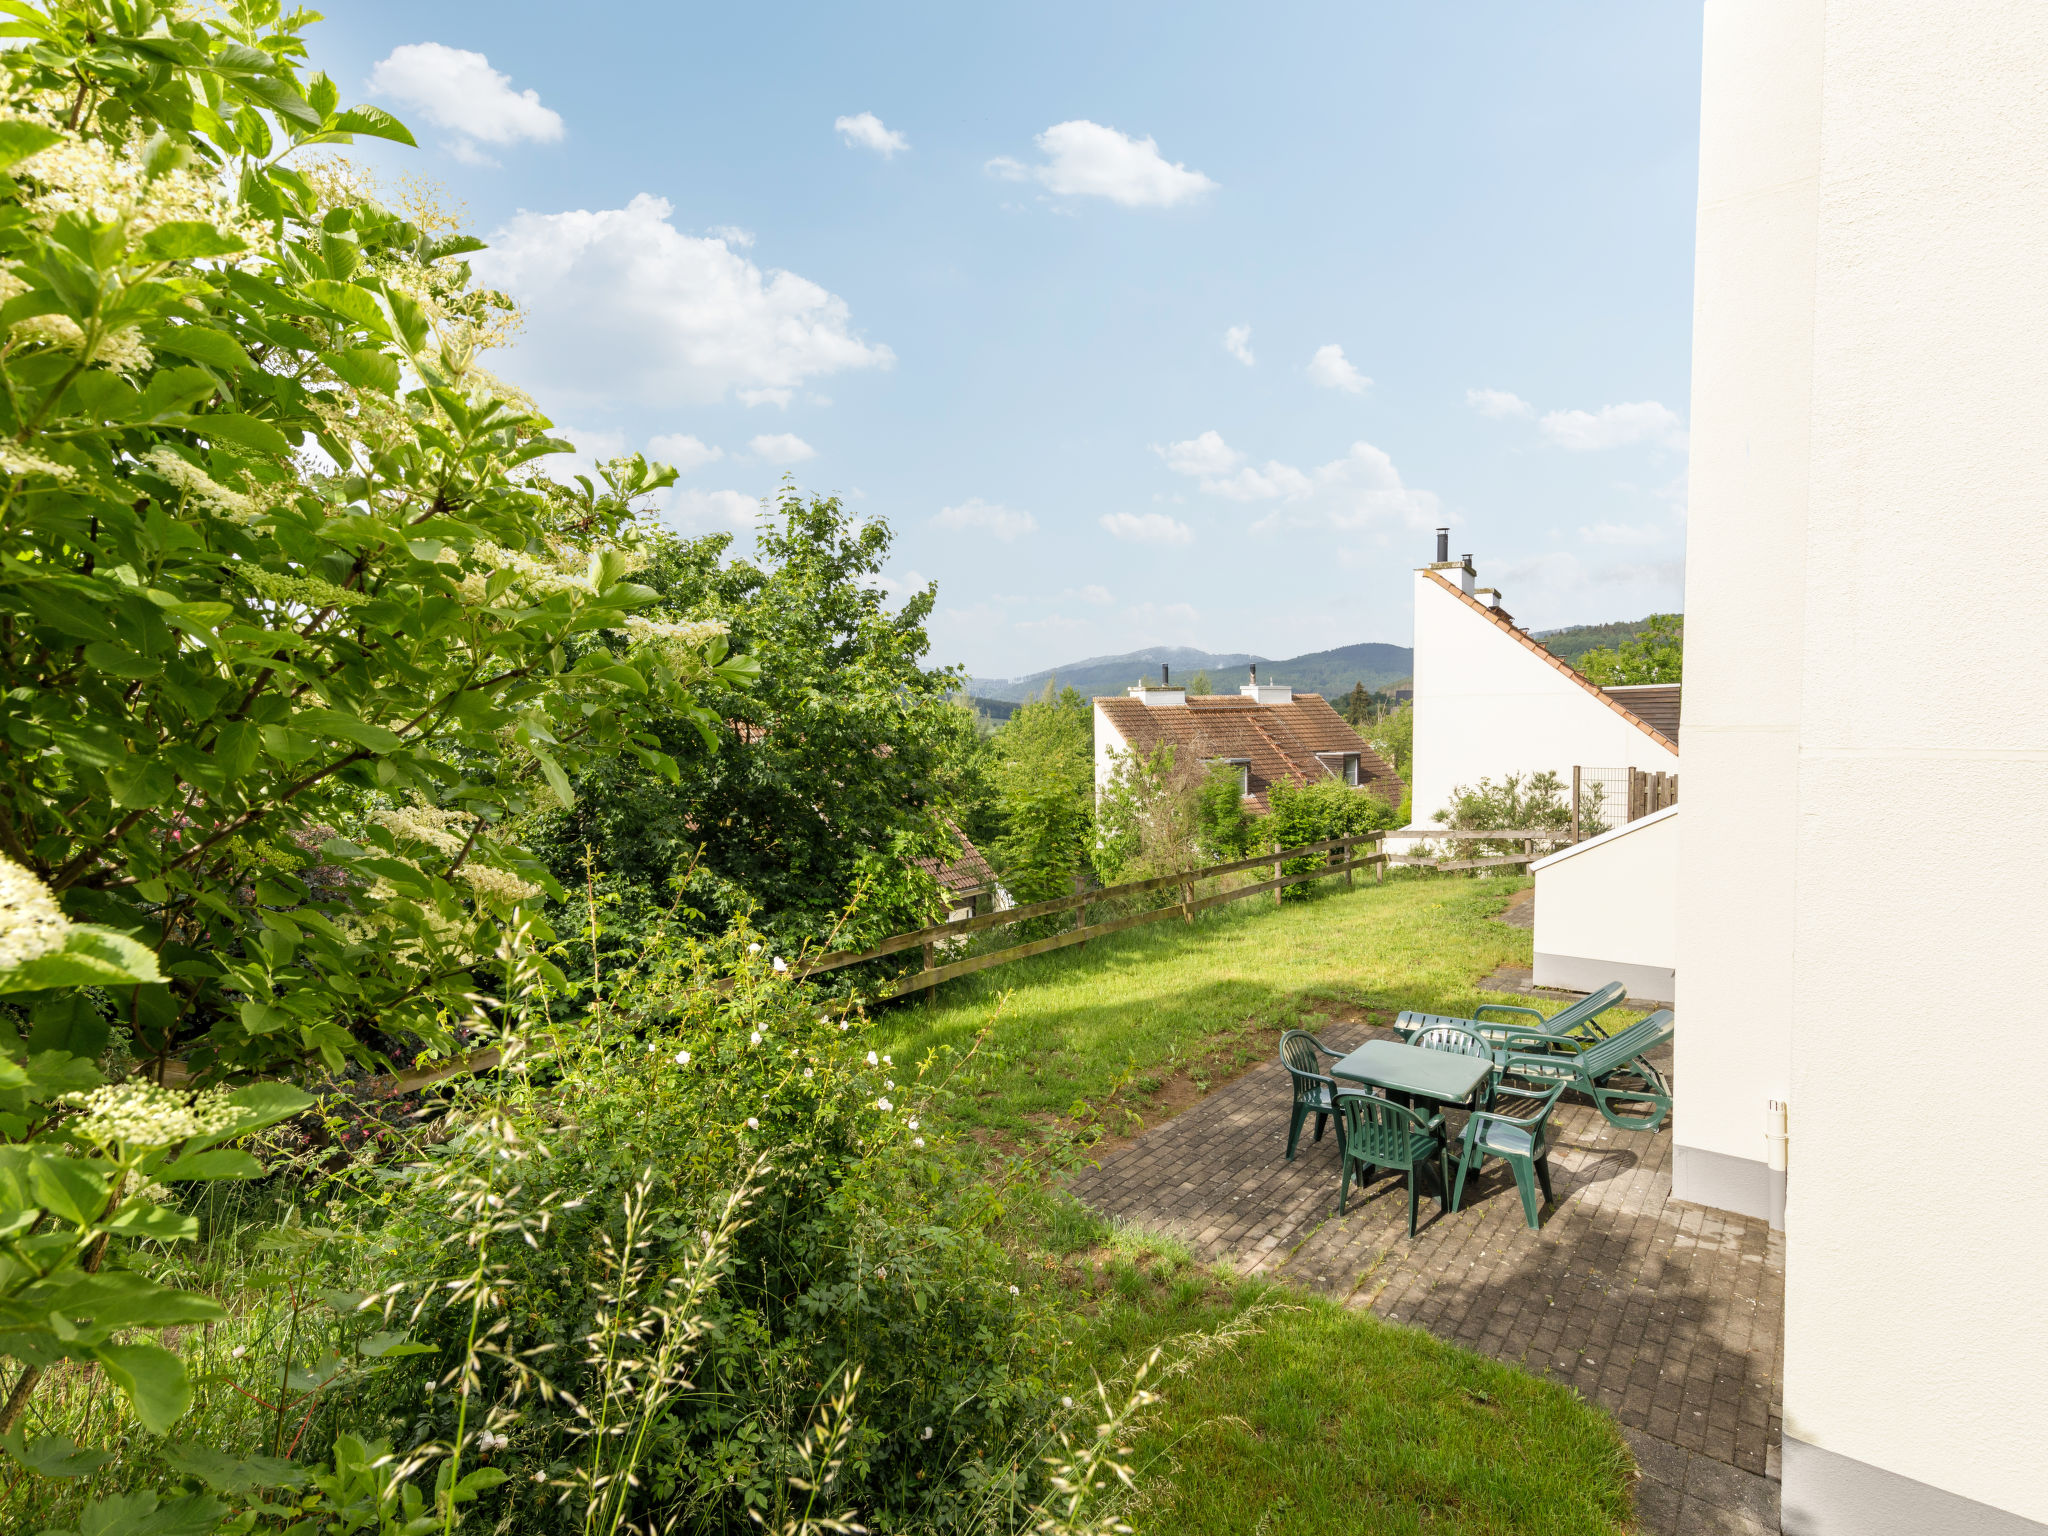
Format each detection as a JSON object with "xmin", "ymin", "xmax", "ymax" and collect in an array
[
  {"xmin": 1408, "ymin": 541, "xmax": 1679, "ymax": 828},
  {"xmin": 1678, "ymin": 3, "xmax": 2048, "ymax": 1531}
]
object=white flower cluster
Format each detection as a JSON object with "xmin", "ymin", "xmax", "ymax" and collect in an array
[
  {"xmin": 0, "ymin": 442, "xmax": 76, "ymax": 482},
  {"xmin": 371, "ymin": 804, "xmax": 472, "ymax": 856},
  {"xmin": 64, "ymin": 1080, "xmax": 241, "ymax": 1150},
  {"xmin": 458, "ymin": 864, "xmax": 542, "ymax": 906},
  {"xmin": 0, "ymin": 854, "xmax": 68, "ymax": 972},
  {"xmin": 468, "ymin": 540, "xmax": 589, "ymax": 598},
  {"xmin": 622, "ymin": 615, "xmax": 728, "ymax": 670},
  {"xmin": 239, "ymin": 566, "xmax": 368, "ymax": 610},
  {"xmin": 143, "ymin": 447, "xmax": 255, "ymax": 518},
  {"xmin": 17, "ymin": 133, "xmax": 261, "ymax": 249}
]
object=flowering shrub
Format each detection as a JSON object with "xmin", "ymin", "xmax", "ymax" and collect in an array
[{"xmin": 0, "ymin": 0, "xmax": 753, "ymax": 1084}]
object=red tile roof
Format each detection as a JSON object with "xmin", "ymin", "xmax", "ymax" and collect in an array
[
  {"xmin": 1095, "ymin": 692, "xmax": 1405, "ymax": 813},
  {"xmin": 1421, "ymin": 571, "xmax": 1680, "ymax": 754},
  {"xmin": 911, "ymin": 818, "xmax": 1002, "ymax": 901}
]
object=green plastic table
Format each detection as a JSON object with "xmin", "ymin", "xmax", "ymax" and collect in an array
[{"xmin": 1330, "ymin": 1039, "xmax": 1493, "ymax": 1109}]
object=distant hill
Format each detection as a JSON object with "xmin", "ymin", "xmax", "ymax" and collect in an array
[
  {"xmin": 972, "ymin": 641, "xmax": 1412, "ymax": 703},
  {"xmin": 1532, "ymin": 616, "xmax": 1672, "ymax": 668}
]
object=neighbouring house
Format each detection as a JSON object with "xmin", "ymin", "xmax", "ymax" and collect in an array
[
  {"xmin": 911, "ymin": 818, "xmax": 1012, "ymax": 922},
  {"xmin": 1092, "ymin": 671, "xmax": 1403, "ymax": 816},
  {"xmin": 1406, "ymin": 533, "xmax": 1680, "ymax": 831},
  {"xmin": 1677, "ymin": 5, "xmax": 2046, "ymax": 1531}
]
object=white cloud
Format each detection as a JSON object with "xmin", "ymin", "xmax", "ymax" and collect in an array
[
  {"xmin": 748, "ymin": 433, "xmax": 815, "ymax": 464},
  {"xmin": 1077, "ymin": 584, "xmax": 1114, "ymax": 606},
  {"xmin": 647, "ymin": 433, "xmax": 722, "ymax": 471},
  {"xmin": 1497, "ymin": 553, "xmax": 1686, "ymax": 623},
  {"xmin": 738, "ymin": 387, "xmax": 793, "ymax": 408},
  {"xmin": 1307, "ymin": 343, "xmax": 1369, "ymax": 394},
  {"xmin": 474, "ymin": 195, "xmax": 892, "ymax": 410},
  {"xmin": 1224, "ymin": 325, "xmax": 1254, "ymax": 366},
  {"xmin": 662, "ymin": 488, "xmax": 760, "ymax": 531},
  {"xmin": 1466, "ymin": 386, "xmax": 1534, "ymax": 418},
  {"xmin": 835, "ymin": 112, "xmax": 908, "ymax": 157},
  {"xmin": 1157, "ymin": 431, "xmax": 1439, "ymax": 532},
  {"xmin": 932, "ymin": 498, "xmax": 1037, "ymax": 541},
  {"xmin": 367, "ymin": 43, "xmax": 563, "ymax": 163},
  {"xmin": 987, "ymin": 120, "xmax": 1216, "ymax": 208},
  {"xmin": 1101, "ymin": 511, "xmax": 1194, "ymax": 545},
  {"xmin": 1539, "ymin": 400, "xmax": 1687, "ymax": 451},
  {"xmin": 707, "ymin": 224, "xmax": 754, "ymax": 248}
]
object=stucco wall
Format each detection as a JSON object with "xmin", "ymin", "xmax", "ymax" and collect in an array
[
  {"xmin": 1530, "ymin": 806, "xmax": 1677, "ymax": 1000},
  {"xmin": 1408, "ymin": 569, "xmax": 1677, "ymax": 828},
  {"xmin": 1091, "ymin": 703, "xmax": 1127, "ymax": 804},
  {"xmin": 1684, "ymin": 0, "xmax": 2048, "ymax": 1525},
  {"xmin": 1671, "ymin": 0, "xmax": 1819, "ymax": 1213}
]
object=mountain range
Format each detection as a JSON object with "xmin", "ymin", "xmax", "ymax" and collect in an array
[{"xmin": 970, "ymin": 641, "xmax": 1415, "ymax": 704}]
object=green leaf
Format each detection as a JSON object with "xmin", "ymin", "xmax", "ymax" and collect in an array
[
  {"xmin": 140, "ymin": 221, "xmax": 247, "ymax": 261},
  {"xmin": 0, "ymin": 120, "xmax": 59, "ymax": 171},
  {"xmin": 165, "ymin": 1443, "xmax": 310, "ymax": 1493},
  {"xmin": 231, "ymin": 72, "xmax": 321, "ymax": 130},
  {"xmin": 382, "ymin": 287, "xmax": 430, "ymax": 356},
  {"xmin": 150, "ymin": 326, "xmax": 251, "ymax": 372},
  {"xmin": 534, "ymin": 749, "xmax": 575, "ymax": 808},
  {"xmin": 0, "ymin": 927, "xmax": 165, "ymax": 995},
  {"xmin": 95, "ymin": 1343, "xmax": 191, "ymax": 1433},
  {"xmin": 0, "ymin": 1429, "xmax": 114, "ymax": 1479},
  {"xmin": 237, "ymin": 1000, "xmax": 289, "ymax": 1036},
  {"xmin": 319, "ymin": 346, "xmax": 400, "ymax": 394},
  {"xmin": 156, "ymin": 410, "xmax": 292, "ymax": 456},
  {"xmin": 107, "ymin": 757, "xmax": 177, "ymax": 809},
  {"xmin": 453, "ymin": 1466, "xmax": 508, "ymax": 1500},
  {"xmin": 28, "ymin": 1155, "xmax": 109, "ymax": 1225},
  {"xmin": 22, "ymin": 1047, "xmax": 104, "ymax": 1099},
  {"xmin": 357, "ymin": 1330, "xmax": 434, "ymax": 1360},
  {"xmin": 104, "ymin": 1199, "xmax": 199, "ymax": 1242},
  {"xmin": 191, "ymin": 1081, "xmax": 313, "ymax": 1147},
  {"xmin": 303, "ymin": 278, "xmax": 390, "ymax": 337},
  {"xmin": 329, "ymin": 105, "xmax": 417, "ymax": 147},
  {"xmin": 74, "ymin": 1488, "xmax": 226, "ymax": 1536},
  {"xmin": 294, "ymin": 707, "xmax": 403, "ymax": 753},
  {"xmin": 157, "ymin": 1148, "xmax": 261, "ymax": 1182},
  {"xmin": 82, "ymin": 640, "xmax": 163, "ymax": 679}
]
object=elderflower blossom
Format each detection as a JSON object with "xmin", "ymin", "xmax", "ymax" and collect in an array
[
  {"xmin": 17, "ymin": 134, "xmax": 261, "ymax": 249},
  {"xmin": 64, "ymin": 1080, "xmax": 241, "ymax": 1149},
  {"xmin": 468, "ymin": 540, "xmax": 588, "ymax": 597},
  {"xmin": 370, "ymin": 805, "xmax": 473, "ymax": 855},
  {"xmin": 621, "ymin": 615, "xmax": 728, "ymax": 669},
  {"xmin": 240, "ymin": 566, "xmax": 368, "ymax": 610},
  {"xmin": 0, "ymin": 854, "xmax": 69, "ymax": 971},
  {"xmin": 0, "ymin": 443, "xmax": 75, "ymax": 482},
  {"xmin": 142, "ymin": 447, "xmax": 257, "ymax": 518},
  {"xmin": 458, "ymin": 864, "xmax": 542, "ymax": 905}
]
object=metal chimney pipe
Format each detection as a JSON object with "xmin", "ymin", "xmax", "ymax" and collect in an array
[
  {"xmin": 1462, "ymin": 552, "xmax": 1473, "ymax": 568},
  {"xmin": 1435, "ymin": 527, "xmax": 1449, "ymax": 562},
  {"xmin": 1249, "ymin": 662, "xmax": 1257, "ymax": 685},
  {"xmin": 1161, "ymin": 664, "xmax": 1169, "ymax": 686}
]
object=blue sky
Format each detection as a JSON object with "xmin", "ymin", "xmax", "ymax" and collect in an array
[{"xmin": 313, "ymin": 2, "xmax": 1703, "ymax": 680}]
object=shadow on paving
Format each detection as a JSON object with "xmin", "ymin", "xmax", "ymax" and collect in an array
[{"xmin": 1065, "ymin": 1022, "xmax": 1785, "ymax": 1502}]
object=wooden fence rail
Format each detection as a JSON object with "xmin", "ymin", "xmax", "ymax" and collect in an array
[{"xmin": 806, "ymin": 827, "xmax": 1565, "ymax": 1000}]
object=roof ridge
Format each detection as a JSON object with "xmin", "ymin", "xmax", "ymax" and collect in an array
[{"xmin": 1421, "ymin": 570, "xmax": 1678, "ymax": 754}]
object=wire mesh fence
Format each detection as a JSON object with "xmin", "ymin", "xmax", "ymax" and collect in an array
[{"xmin": 1571, "ymin": 766, "xmax": 1679, "ymax": 840}]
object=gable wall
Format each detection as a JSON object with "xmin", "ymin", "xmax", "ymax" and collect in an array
[{"xmin": 1409, "ymin": 571, "xmax": 1677, "ymax": 826}]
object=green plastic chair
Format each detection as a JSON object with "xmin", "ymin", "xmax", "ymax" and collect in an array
[
  {"xmin": 1407, "ymin": 1022, "xmax": 1497, "ymax": 1109},
  {"xmin": 1394, "ymin": 980, "xmax": 1628, "ymax": 1050},
  {"xmin": 1500, "ymin": 1009, "xmax": 1674, "ymax": 1131},
  {"xmin": 1278, "ymin": 1030, "xmax": 1342, "ymax": 1161},
  {"xmin": 1452, "ymin": 1077, "xmax": 1565, "ymax": 1229},
  {"xmin": 1335, "ymin": 1090, "xmax": 1451, "ymax": 1236}
]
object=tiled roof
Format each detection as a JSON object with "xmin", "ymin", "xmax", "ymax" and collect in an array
[
  {"xmin": 1095, "ymin": 692, "xmax": 1405, "ymax": 813},
  {"xmin": 1603, "ymin": 685, "xmax": 1681, "ymax": 746},
  {"xmin": 1421, "ymin": 571, "xmax": 1680, "ymax": 755},
  {"xmin": 911, "ymin": 818, "xmax": 1002, "ymax": 900}
]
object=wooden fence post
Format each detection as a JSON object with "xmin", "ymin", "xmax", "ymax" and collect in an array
[
  {"xmin": 1345, "ymin": 834, "xmax": 1355, "ymax": 889},
  {"xmin": 922, "ymin": 939, "xmax": 936, "ymax": 1009},
  {"xmin": 1571, "ymin": 766, "xmax": 1581, "ymax": 843},
  {"xmin": 1274, "ymin": 852, "xmax": 1284, "ymax": 905}
]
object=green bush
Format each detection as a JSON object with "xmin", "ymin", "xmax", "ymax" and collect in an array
[{"xmin": 1264, "ymin": 780, "xmax": 1399, "ymax": 899}]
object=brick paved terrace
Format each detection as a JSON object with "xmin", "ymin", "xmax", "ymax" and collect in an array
[{"xmin": 1067, "ymin": 1021, "xmax": 1785, "ymax": 1534}]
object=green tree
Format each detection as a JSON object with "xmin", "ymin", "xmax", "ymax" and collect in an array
[
  {"xmin": 1341, "ymin": 681, "xmax": 1371, "ymax": 727},
  {"xmin": 0, "ymin": 0, "xmax": 745, "ymax": 1080},
  {"xmin": 1579, "ymin": 613, "xmax": 1683, "ymax": 685},
  {"xmin": 521, "ymin": 488, "xmax": 971, "ymax": 960},
  {"xmin": 1197, "ymin": 760, "xmax": 1255, "ymax": 860},
  {"xmin": 990, "ymin": 682, "xmax": 1094, "ymax": 904},
  {"xmin": 1266, "ymin": 779, "xmax": 1399, "ymax": 898},
  {"xmin": 1370, "ymin": 701, "xmax": 1415, "ymax": 781},
  {"xmin": 1186, "ymin": 669, "xmax": 1213, "ymax": 696}
]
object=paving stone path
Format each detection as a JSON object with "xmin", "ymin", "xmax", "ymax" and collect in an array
[{"xmin": 1067, "ymin": 1022, "xmax": 1784, "ymax": 1531}]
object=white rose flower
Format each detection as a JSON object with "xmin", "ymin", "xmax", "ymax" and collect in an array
[
  {"xmin": 746, "ymin": 1116, "xmax": 759, "ymax": 1129},
  {"xmin": 748, "ymin": 942, "xmax": 761, "ymax": 954},
  {"xmin": 865, "ymin": 1051, "xmax": 878, "ymax": 1066},
  {"xmin": 907, "ymin": 1119, "xmax": 918, "ymax": 1131},
  {"xmin": 749, "ymin": 1031, "xmax": 762, "ymax": 1045},
  {"xmin": 772, "ymin": 957, "xmax": 787, "ymax": 973},
  {"xmin": 913, "ymin": 1137, "xmax": 925, "ymax": 1148},
  {"xmin": 921, "ymin": 1426, "xmax": 933, "ymax": 1440},
  {"xmin": 231, "ymin": 1345, "xmax": 247, "ymax": 1360},
  {"xmin": 675, "ymin": 1050, "xmax": 690, "ymax": 1065},
  {"xmin": 1009, "ymin": 1285, "xmax": 1019, "ymax": 1295},
  {"xmin": 803, "ymin": 1068, "xmax": 814, "ymax": 1080},
  {"xmin": 875, "ymin": 1097, "xmax": 892, "ymax": 1112},
  {"xmin": 1062, "ymin": 1396, "xmax": 1074, "ymax": 1409}
]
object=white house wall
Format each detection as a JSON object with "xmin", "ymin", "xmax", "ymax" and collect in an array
[
  {"xmin": 1684, "ymin": 1, "xmax": 2048, "ymax": 1529},
  {"xmin": 1408, "ymin": 571, "xmax": 1677, "ymax": 828},
  {"xmin": 1529, "ymin": 805, "xmax": 1677, "ymax": 1003}
]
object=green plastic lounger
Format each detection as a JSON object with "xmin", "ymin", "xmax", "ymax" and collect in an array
[
  {"xmin": 1394, "ymin": 980, "xmax": 1628, "ymax": 1052},
  {"xmin": 1500, "ymin": 1008, "xmax": 1675, "ymax": 1132}
]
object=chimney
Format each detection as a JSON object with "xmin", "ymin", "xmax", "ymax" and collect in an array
[
  {"xmin": 1248, "ymin": 662, "xmax": 1257, "ymax": 684},
  {"xmin": 1240, "ymin": 658, "xmax": 1292, "ymax": 704},
  {"xmin": 1435, "ymin": 528, "xmax": 1449, "ymax": 563},
  {"xmin": 1162, "ymin": 664, "xmax": 1169, "ymax": 687},
  {"xmin": 1129, "ymin": 662, "xmax": 1186, "ymax": 706}
]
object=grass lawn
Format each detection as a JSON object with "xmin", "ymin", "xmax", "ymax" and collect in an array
[
  {"xmin": 877, "ymin": 871, "xmax": 1625, "ymax": 1156},
  {"xmin": 881, "ymin": 872, "xmax": 1644, "ymax": 1534}
]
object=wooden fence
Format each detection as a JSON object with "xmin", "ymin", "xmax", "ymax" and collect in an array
[{"xmin": 801, "ymin": 828, "xmax": 1561, "ymax": 1001}]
